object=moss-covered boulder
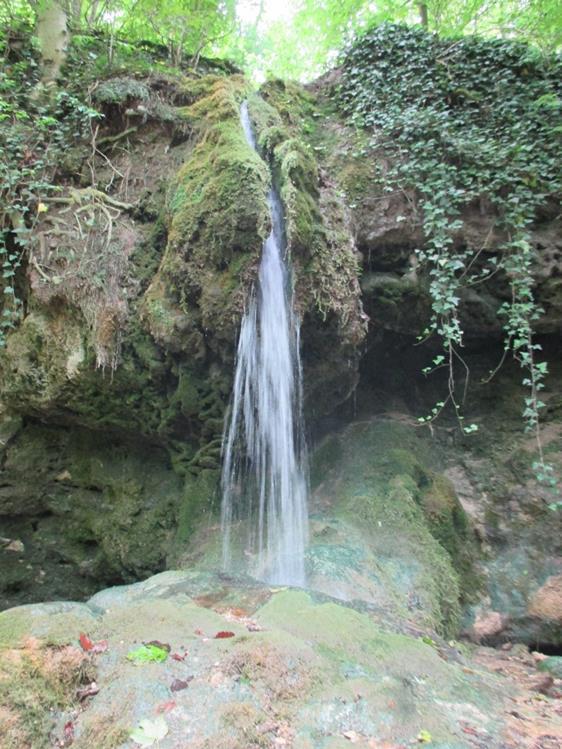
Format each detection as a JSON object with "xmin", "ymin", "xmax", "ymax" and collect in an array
[
  {"xmin": 0, "ymin": 571, "xmax": 535, "ymax": 748},
  {"xmin": 306, "ymin": 418, "xmax": 479, "ymax": 637},
  {"xmin": 0, "ymin": 419, "xmax": 217, "ymax": 610}
]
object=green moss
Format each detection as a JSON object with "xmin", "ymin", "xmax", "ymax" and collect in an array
[
  {"xmin": 0, "ymin": 641, "xmax": 95, "ymax": 749},
  {"xmin": 173, "ymin": 469, "xmax": 219, "ymax": 550},
  {"xmin": 418, "ymin": 474, "xmax": 482, "ymax": 601},
  {"xmin": 94, "ymin": 77, "xmax": 151, "ymax": 104},
  {"xmin": 140, "ymin": 74, "xmax": 270, "ymax": 356},
  {"xmin": 0, "ymin": 610, "xmax": 33, "ymax": 648},
  {"xmin": 251, "ymin": 81, "xmax": 367, "ymax": 414},
  {"xmin": 310, "ymin": 420, "xmax": 482, "ymax": 635},
  {"xmin": 0, "ymin": 421, "xmax": 189, "ymax": 587},
  {"xmin": 74, "ymin": 720, "xmax": 130, "ymax": 749},
  {"xmin": 168, "ymin": 81, "xmax": 270, "ymax": 261}
]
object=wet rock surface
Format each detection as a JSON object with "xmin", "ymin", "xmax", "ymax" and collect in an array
[{"xmin": 1, "ymin": 570, "xmax": 561, "ymax": 749}]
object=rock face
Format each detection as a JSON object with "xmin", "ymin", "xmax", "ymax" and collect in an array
[
  {"xmin": 0, "ymin": 68, "xmax": 365, "ymax": 607},
  {"xmin": 3, "ymin": 570, "xmax": 561, "ymax": 749},
  {"xmin": 528, "ymin": 575, "xmax": 562, "ymax": 625}
]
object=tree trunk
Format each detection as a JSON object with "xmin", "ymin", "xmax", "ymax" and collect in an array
[
  {"xmin": 418, "ymin": 3, "xmax": 429, "ymax": 28},
  {"xmin": 36, "ymin": 1, "xmax": 69, "ymax": 84},
  {"xmin": 70, "ymin": 0, "xmax": 81, "ymax": 27}
]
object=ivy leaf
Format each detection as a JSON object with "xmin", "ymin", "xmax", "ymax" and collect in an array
[{"xmin": 127, "ymin": 644, "xmax": 169, "ymax": 664}]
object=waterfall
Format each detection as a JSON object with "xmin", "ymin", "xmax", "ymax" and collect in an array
[{"xmin": 220, "ymin": 101, "xmax": 308, "ymax": 587}]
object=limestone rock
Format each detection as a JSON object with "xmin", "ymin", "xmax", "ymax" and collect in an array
[
  {"xmin": 528, "ymin": 575, "xmax": 562, "ymax": 622},
  {"xmin": 470, "ymin": 610, "xmax": 508, "ymax": 642}
]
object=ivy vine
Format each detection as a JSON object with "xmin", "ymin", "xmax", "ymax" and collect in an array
[
  {"xmin": 0, "ymin": 26, "xmax": 100, "ymax": 347},
  {"xmin": 339, "ymin": 24, "xmax": 561, "ymax": 500}
]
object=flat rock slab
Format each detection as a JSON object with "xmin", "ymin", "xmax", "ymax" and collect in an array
[{"xmin": 2, "ymin": 570, "xmax": 560, "ymax": 748}]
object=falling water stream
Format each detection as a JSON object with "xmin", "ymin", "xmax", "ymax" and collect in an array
[{"xmin": 220, "ymin": 101, "xmax": 308, "ymax": 587}]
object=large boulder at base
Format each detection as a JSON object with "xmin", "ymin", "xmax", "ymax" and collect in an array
[{"xmin": 0, "ymin": 570, "xmax": 547, "ymax": 749}]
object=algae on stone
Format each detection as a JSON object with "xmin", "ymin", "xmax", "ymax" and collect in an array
[{"xmin": 308, "ymin": 419, "xmax": 480, "ymax": 636}]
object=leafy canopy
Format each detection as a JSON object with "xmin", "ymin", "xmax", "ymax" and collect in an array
[{"xmin": 1, "ymin": 1, "xmax": 561, "ymax": 80}]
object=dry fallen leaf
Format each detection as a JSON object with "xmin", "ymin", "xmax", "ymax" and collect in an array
[
  {"xmin": 156, "ymin": 700, "xmax": 177, "ymax": 714},
  {"xmin": 63, "ymin": 720, "xmax": 74, "ymax": 746},
  {"xmin": 79, "ymin": 633, "xmax": 93, "ymax": 652},
  {"xmin": 170, "ymin": 676, "xmax": 193, "ymax": 692},
  {"xmin": 78, "ymin": 634, "xmax": 108, "ymax": 654}
]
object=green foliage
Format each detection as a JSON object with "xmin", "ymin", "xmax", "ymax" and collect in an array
[
  {"xmin": 126, "ymin": 643, "xmax": 169, "ymax": 663},
  {"xmin": 118, "ymin": 0, "xmax": 236, "ymax": 67},
  {"xmin": 237, "ymin": 0, "xmax": 562, "ymax": 81},
  {"xmin": 339, "ymin": 24, "xmax": 561, "ymax": 485},
  {"xmin": 0, "ymin": 24, "xmax": 100, "ymax": 347},
  {"xmin": 0, "ymin": 28, "xmax": 101, "ymax": 347},
  {"xmin": 3, "ymin": 1, "xmax": 562, "ymax": 83}
]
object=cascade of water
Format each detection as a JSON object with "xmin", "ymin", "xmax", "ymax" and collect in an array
[{"xmin": 220, "ymin": 101, "xmax": 308, "ymax": 587}]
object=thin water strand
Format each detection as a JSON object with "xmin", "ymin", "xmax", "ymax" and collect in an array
[{"xmin": 220, "ymin": 101, "xmax": 308, "ymax": 587}]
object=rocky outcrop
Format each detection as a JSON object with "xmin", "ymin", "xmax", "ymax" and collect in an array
[
  {"xmin": 180, "ymin": 417, "xmax": 478, "ymax": 638},
  {"xmin": 0, "ymin": 65, "xmax": 366, "ymax": 602},
  {"xmin": 0, "ymin": 417, "xmax": 214, "ymax": 610},
  {"xmin": 3, "ymin": 570, "xmax": 561, "ymax": 749}
]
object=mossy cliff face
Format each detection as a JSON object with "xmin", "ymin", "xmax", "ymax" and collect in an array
[
  {"xmin": 308, "ymin": 55, "xmax": 562, "ymax": 345},
  {"xmin": 251, "ymin": 81, "xmax": 367, "ymax": 416},
  {"xmin": 307, "ymin": 418, "xmax": 478, "ymax": 637},
  {"xmin": 0, "ymin": 67, "xmax": 366, "ymax": 602},
  {"xmin": 143, "ymin": 74, "xmax": 270, "ymax": 356},
  {"xmin": 0, "ymin": 418, "xmax": 182, "ymax": 609}
]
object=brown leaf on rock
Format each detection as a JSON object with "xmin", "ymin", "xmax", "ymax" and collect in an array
[
  {"xmin": 170, "ymin": 676, "xmax": 193, "ymax": 692},
  {"xmin": 78, "ymin": 633, "xmax": 108, "ymax": 654},
  {"xmin": 145, "ymin": 640, "xmax": 171, "ymax": 653},
  {"xmin": 63, "ymin": 720, "xmax": 74, "ymax": 746},
  {"xmin": 156, "ymin": 700, "xmax": 177, "ymax": 713},
  {"xmin": 79, "ymin": 633, "xmax": 93, "ymax": 652}
]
